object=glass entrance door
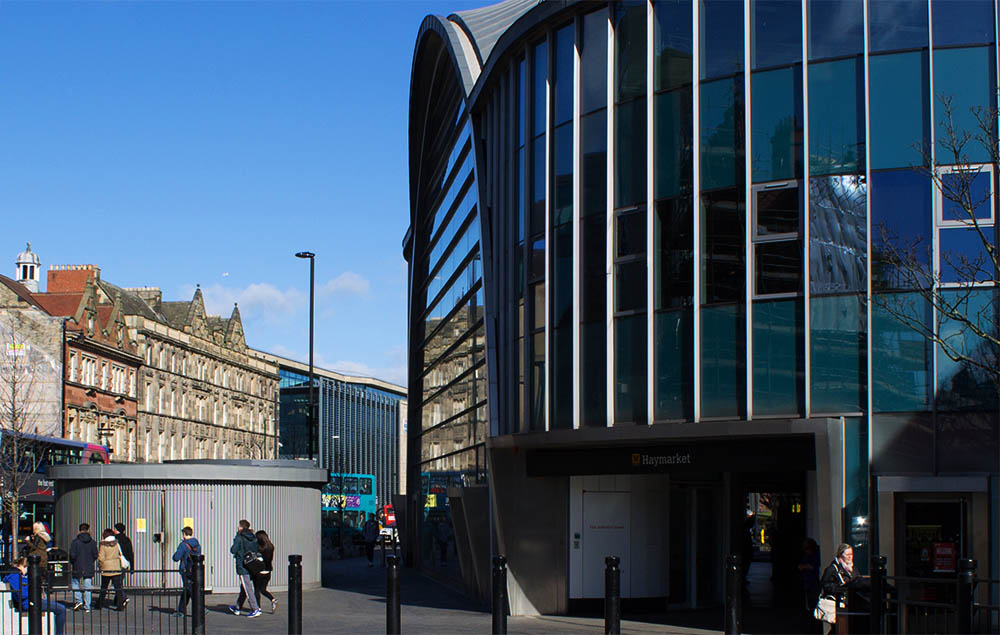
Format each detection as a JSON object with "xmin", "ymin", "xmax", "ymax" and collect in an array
[{"xmin": 669, "ymin": 485, "xmax": 723, "ymax": 608}]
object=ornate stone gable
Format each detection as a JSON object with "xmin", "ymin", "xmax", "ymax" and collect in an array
[
  {"xmin": 225, "ymin": 304, "xmax": 247, "ymax": 352},
  {"xmin": 187, "ymin": 286, "xmax": 209, "ymax": 339}
]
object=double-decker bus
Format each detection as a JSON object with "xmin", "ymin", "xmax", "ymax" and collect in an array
[{"xmin": 321, "ymin": 473, "xmax": 377, "ymax": 548}]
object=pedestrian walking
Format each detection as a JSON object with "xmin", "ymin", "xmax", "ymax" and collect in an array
[
  {"xmin": 362, "ymin": 513, "xmax": 379, "ymax": 567},
  {"xmin": 96, "ymin": 528, "xmax": 129, "ymax": 611},
  {"xmin": 228, "ymin": 519, "xmax": 262, "ymax": 618},
  {"xmin": 172, "ymin": 526, "xmax": 202, "ymax": 617},
  {"xmin": 69, "ymin": 523, "xmax": 98, "ymax": 612},
  {"xmin": 113, "ymin": 523, "xmax": 134, "ymax": 571},
  {"xmin": 4, "ymin": 557, "xmax": 66, "ymax": 635},
  {"xmin": 236, "ymin": 530, "xmax": 277, "ymax": 614}
]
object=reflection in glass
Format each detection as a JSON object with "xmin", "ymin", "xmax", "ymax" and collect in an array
[
  {"xmin": 617, "ymin": 208, "xmax": 646, "ymax": 258},
  {"xmin": 868, "ymin": 0, "xmax": 928, "ymax": 53},
  {"xmin": 871, "ymin": 170, "xmax": 932, "ymax": 290},
  {"xmin": 581, "ymin": 320, "xmax": 607, "ymax": 427},
  {"xmin": 751, "ymin": 66, "xmax": 802, "ymax": 182},
  {"xmin": 755, "ymin": 240, "xmax": 802, "ymax": 295},
  {"xmin": 554, "ymin": 25, "xmax": 574, "ymax": 126},
  {"xmin": 809, "ymin": 57, "xmax": 864, "ymax": 175},
  {"xmin": 616, "ymin": 260, "xmax": 647, "ymax": 312},
  {"xmin": 752, "ymin": 298, "xmax": 803, "ymax": 416},
  {"xmin": 655, "ymin": 0, "xmax": 693, "ymax": 92},
  {"xmin": 751, "ymin": 0, "xmax": 802, "ymax": 70},
  {"xmin": 531, "ymin": 136, "xmax": 546, "ymax": 233},
  {"xmin": 870, "ymin": 52, "xmax": 929, "ymax": 170},
  {"xmin": 701, "ymin": 188, "xmax": 746, "ymax": 304},
  {"xmin": 554, "ymin": 125, "xmax": 573, "ymax": 224},
  {"xmin": 701, "ymin": 303, "xmax": 746, "ymax": 418},
  {"xmin": 808, "ymin": 0, "xmax": 862, "ymax": 60},
  {"xmin": 656, "ymin": 197, "xmax": 694, "ymax": 308},
  {"xmin": 811, "ymin": 294, "xmax": 864, "ymax": 413},
  {"xmin": 939, "ymin": 227, "xmax": 996, "ymax": 283},
  {"xmin": 872, "ymin": 292, "xmax": 931, "ymax": 412},
  {"xmin": 933, "ymin": 46, "xmax": 994, "ymax": 164},
  {"xmin": 582, "ymin": 112, "xmax": 607, "ymax": 216},
  {"xmin": 936, "ymin": 289, "xmax": 997, "ymax": 411},
  {"xmin": 616, "ymin": 97, "xmax": 647, "ymax": 208},
  {"xmin": 581, "ymin": 10, "xmax": 608, "ymax": 114},
  {"xmin": 655, "ymin": 309, "xmax": 693, "ymax": 420},
  {"xmin": 810, "ymin": 175, "xmax": 866, "ymax": 294},
  {"xmin": 530, "ymin": 331, "xmax": 545, "ymax": 429},
  {"xmin": 941, "ymin": 171, "xmax": 992, "ymax": 221},
  {"xmin": 700, "ymin": 77, "xmax": 745, "ymax": 191},
  {"xmin": 615, "ymin": 314, "xmax": 647, "ymax": 423},
  {"xmin": 756, "ymin": 186, "xmax": 800, "ymax": 236},
  {"xmin": 580, "ymin": 108, "xmax": 608, "ymax": 428},
  {"xmin": 656, "ymin": 87, "xmax": 693, "ymax": 199},
  {"xmin": 532, "ymin": 41, "xmax": 547, "ymax": 137},
  {"xmin": 932, "ymin": 0, "xmax": 995, "ymax": 47},
  {"xmin": 616, "ymin": 1, "xmax": 647, "ymax": 102},
  {"xmin": 700, "ymin": 0, "xmax": 744, "ymax": 80}
]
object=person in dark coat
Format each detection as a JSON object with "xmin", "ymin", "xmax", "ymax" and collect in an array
[
  {"xmin": 113, "ymin": 523, "xmax": 134, "ymax": 570},
  {"xmin": 236, "ymin": 530, "xmax": 276, "ymax": 613},
  {"xmin": 228, "ymin": 520, "xmax": 261, "ymax": 617},
  {"xmin": 69, "ymin": 523, "xmax": 99, "ymax": 611},
  {"xmin": 171, "ymin": 526, "xmax": 201, "ymax": 617},
  {"xmin": 820, "ymin": 543, "xmax": 861, "ymax": 598},
  {"xmin": 362, "ymin": 513, "xmax": 379, "ymax": 567}
]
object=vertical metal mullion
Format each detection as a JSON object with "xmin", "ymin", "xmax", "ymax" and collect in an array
[
  {"xmin": 692, "ymin": 0, "xmax": 702, "ymax": 423},
  {"xmin": 863, "ymin": 0, "xmax": 874, "ymax": 514},
  {"xmin": 802, "ymin": 0, "xmax": 812, "ymax": 418},
  {"xmin": 545, "ymin": 29, "xmax": 553, "ymax": 433},
  {"xmin": 646, "ymin": 0, "xmax": 656, "ymax": 425},
  {"xmin": 927, "ymin": 0, "xmax": 938, "ymax": 412},
  {"xmin": 744, "ymin": 0, "xmax": 754, "ymax": 420},
  {"xmin": 523, "ymin": 44, "xmax": 531, "ymax": 433},
  {"xmin": 606, "ymin": 7, "xmax": 616, "ymax": 428},
  {"xmin": 573, "ymin": 14, "xmax": 583, "ymax": 430}
]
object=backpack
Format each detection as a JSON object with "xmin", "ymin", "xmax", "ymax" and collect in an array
[
  {"xmin": 242, "ymin": 550, "xmax": 265, "ymax": 576},
  {"xmin": 180, "ymin": 540, "xmax": 201, "ymax": 573}
]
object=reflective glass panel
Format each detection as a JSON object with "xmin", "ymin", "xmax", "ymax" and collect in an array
[
  {"xmin": 751, "ymin": 66, "xmax": 802, "ymax": 182},
  {"xmin": 531, "ymin": 136, "xmax": 546, "ymax": 234},
  {"xmin": 752, "ymin": 0, "xmax": 802, "ymax": 70},
  {"xmin": 552, "ymin": 225, "xmax": 573, "ymax": 329},
  {"xmin": 529, "ymin": 237, "xmax": 545, "ymax": 280},
  {"xmin": 871, "ymin": 170, "xmax": 932, "ymax": 290},
  {"xmin": 870, "ymin": 51, "xmax": 929, "ymax": 169},
  {"xmin": 518, "ymin": 59, "xmax": 526, "ymax": 145},
  {"xmin": 616, "ymin": 260, "xmax": 647, "ymax": 312},
  {"xmin": 872, "ymin": 292, "xmax": 931, "ymax": 412},
  {"xmin": 932, "ymin": 0, "xmax": 995, "ymax": 47},
  {"xmin": 532, "ymin": 41, "xmax": 547, "ymax": 137},
  {"xmin": 617, "ymin": 208, "xmax": 647, "ymax": 257},
  {"xmin": 582, "ymin": 215, "xmax": 606, "ymax": 322},
  {"xmin": 581, "ymin": 320, "xmax": 607, "ymax": 427},
  {"xmin": 939, "ymin": 227, "xmax": 996, "ymax": 283},
  {"xmin": 530, "ymin": 332, "xmax": 545, "ymax": 430},
  {"xmin": 701, "ymin": 303, "xmax": 746, "ymax": 418},
  {"xmin": 554, "ymin": 24, "xmax": 574, "ymax": 126},
  {"xmin": 655, "ymin": 0, "xmax": 693, "ymax": 92},
  {"xmin": 700, "ymin": 0, "xmax": 745, "ymax": 80},
  {"xmin": 655, "ymin": 309, "xmax": 693, "ymax": 420},
  {"xmin": 616, "ymin": 97, "xmax": 647, "ymax": 208},
  {"xmin": 936, "ymin": 289, "xmax": 997, "ymax": 410},
  {"xmin": 756, "ymin": 186, "xmax": 800, "ymax": 235},
  {"xmin": 810, "ymin": 294, "xmax": 864, "ymax": 413},
  {"xmin": 655, "ymin": 86, "xmax": 694, "ymax": 200},
  {"xmin": 933, "ymin": 46, "xmax": 994, "ymax": 164},
  {"xmin": 752, "ymin": 298, "xmax": 803, "ymax": 416},
  {"xmin": 941, "ymin": 171, "xmax": 992, "ymax": 221},
  {"xmin": 616, "ymin": 1, "xmax": 647, "ymax": 102},
  {"xmin": 701, "ymin": 187, "xmax": 746, "ymax": 304},
  {"xmin": 808, "ymin": 57, "xmax": 864, "ymax": 175},
  {"xmin": 614, "ymin": 314, "xmax": 648, "ymax": 423},
  {"xmin": 810, "ymin": 175, "xmax": 867, "ymax": 294},
  {"xmin": 553, "ymin": 123, "xmax": 573, "ymax": 225},
  {"xmin": 808, "ymin": 0, "xmax": 863, "ymax": 60},
  {"xmin": 582, "ymin": 10, "xmax": 609, "ymax": 115},
  {"xmin": 582, "ymin": 112, "xmax": 607, "ymax": 217},
  {"xmin": 551, "ymin": 326, "xmax": 573, "ymax": 429},
  {"xmin": 700, "ymin": 77, "xmax": 746, "ymax": 191},
  {"xmin": 868, "ymin": 0, "xmax": 928, "ymax": 52},
  {"xmin": 755, "ymin": 240, "xmax": 802, "ymax": 295},
  {"xmin": 656, "ymin": 196, "xmax": 694, "ymax": 308}
]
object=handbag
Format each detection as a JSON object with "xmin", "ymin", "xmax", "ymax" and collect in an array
[
  {"xmin": 243, "ymin": 550, "xmax": 265, "ymax": 576},
  {"xmin": 118, "ymin": 545, "xmax": 130, "ymax": 570},
  {"xmin": 814, "ymin": 596, "xmax": 836, "ymax": 623}
]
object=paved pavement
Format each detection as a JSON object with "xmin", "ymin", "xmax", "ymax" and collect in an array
[{"xmin": 204, "ymin": 556, "xmax": 722, "ymax": 634}]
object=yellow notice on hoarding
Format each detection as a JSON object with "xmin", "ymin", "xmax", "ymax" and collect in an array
[
  {"xmin": 424, "ymin": 494, "xmax": 437, "ymax": 508},
  {"xmin": 183, "ymin": 517, "xmax": 194, "ymax": 531},
  {"xmin": 136, "ymin": 518, "xmax": 147, "ymax": 533}
]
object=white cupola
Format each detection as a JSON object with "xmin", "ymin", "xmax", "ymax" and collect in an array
[{"xmin": 15, "ymin": 242, "xmax": 41, "ymax": 293}]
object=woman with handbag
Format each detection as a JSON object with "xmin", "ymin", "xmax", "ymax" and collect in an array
[
  {"xmin": 818, "ymin": 543, "xmax": 862, "ymax": 634},
  {"xmin": 96, "ymin": 528, "xmax": 129, "ymax": 611}
]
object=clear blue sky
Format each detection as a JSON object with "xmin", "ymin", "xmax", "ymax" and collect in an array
[{"xmin": 0, "ymin": 0, "xmax": 481, "ymax": 387}]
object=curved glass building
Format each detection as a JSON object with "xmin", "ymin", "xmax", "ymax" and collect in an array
[{"xmin": 405, "ymin": 0, "xmax": 1000, "ymax": 614}]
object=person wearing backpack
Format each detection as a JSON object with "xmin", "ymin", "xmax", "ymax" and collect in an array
[
  {"xmin": 228, "ymin": 519, "xmax": 261, "ymax": 618},
  {"xmin": 172, "ymin": 526, "xmax": 202, "ymax": 617}
]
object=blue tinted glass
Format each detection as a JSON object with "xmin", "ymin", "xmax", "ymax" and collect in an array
[
  {"xmin": 655, "ymin": 0, "xmax": 693, "ymax": 91},
  {"xmin": 655, "ymin": 309, "xmax": 693, "ymax": 420},
  {"xmin": 939, "ymin": 227, "xmax": 996, "ymax": 283},
  {"xmin": 582, "ymin": 111, "xmax": 607, "ymax": 217},
  {"xmin": 810, "ymin": 294, "xmax": 864, "ymax": 413},
  {"xmin": 701, "ymin": 0, "xmax": 745, "ymax": 80},
  {"xmin": 934, "ymin": 46, "xmax": 994, "ymax": 164},
  {"xmin": 518, "ymin": 60, "xmax": 526, "ymax": 146},
  {"xmin": 868, "ymin": 0, "xmax": 928, "ymax": 52},
  {"xmin": 933, "ymin": 0, "xmax": 995, "ymax": 47},
  {"xmin": 810, "ymin": 175, "xmax": 867, "ymax": 294},
  {"xmin": 656, "ymin": 87, "xmax": 694, "ymax": 199},
  {"xmin": 942, "ymin": 171, "xmax": 992, "ymax": 221},
  {"xmin": 752, "ymin": 298, "xmax": 803, "ymax": 416},
  {"xmin": 701, "ymin": 303, "xmax": 746, "ymax": 418},
  {"xmin": 872, "ymin": 292, "xmax": 931, "ymax": 412},
  {"xmin": 751, "ymin": 66, "xmax": 802, "ymax": 182},
  {"xmin": 700, "ymin": 77, "xmax": 746, "ymax": 190},
  {"xmin": 656, "ymin": 196, "xmax": 694, "ymax": 308},
  {"xmin": 808, "ymin": 0, "xmax": 863, "ymax": 60},
  {"xmin": 531, "ymin": 136, "xmax": 546, "ymax": 234},
  {"xmin": 702, "ymin": 188, "xmax": 746, "ymax": 303},
  {"xmin": 581, "ymin": 10, "xmax": 608, "ymax": 115},
  {"xmin": 553, "ymin": 123, "xmax": 573, "ymax": 225},
  {"xmin": 752, "ymin": 0, "xmax": 802, "ymax": 69},
  {"xmin": 551, "ymin": 222, "xmax": 573, "ymax": 429},
  {"xmin": 615, "ymin": 314, "xmax": 648, "ymax": 423},
  {"xmin": 616, "ymin": 97, "xmax": 647, "ymax": 207},
  {"xmin": 808, "ymin": 57, "xmax": 864, "ymax": 175},
  {"xmin": 616, "ymin": 1, "xmax": 647, "ymax": 102},
  {"xmin": 581, "ymin": 320, "xmax": 607, "ymax": 427},
  {"xmin": 554, "ymin": 25, "xmax": 574, "ymax": 126},
  {"xmin": 871, "ymin": 170, "xmax": 932, "ymax": 290},
  {"xmin": 870, "ymin": 51, "xmax": 929, "ymax": 169},
  {"xmin": 532, "ymin": 42, "xmax": 547, "ymax": 137},
  {"xmin": 936, "ymin": 289, "xmax": 997, "ymax": 410}
]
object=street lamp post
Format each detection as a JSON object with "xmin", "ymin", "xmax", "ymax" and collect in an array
[{"xmin": 295, "ymin": 251, "xmax": 316, "ymax": 462}]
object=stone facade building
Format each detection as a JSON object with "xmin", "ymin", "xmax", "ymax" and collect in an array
[{"xmin": 40, "ymin": 264, "xmax": 279, "ymax": 462}]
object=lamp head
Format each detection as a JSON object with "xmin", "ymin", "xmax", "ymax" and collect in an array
[{"xmin": 295, "ymin": 251, "xmax": 315, "ymax": 259}]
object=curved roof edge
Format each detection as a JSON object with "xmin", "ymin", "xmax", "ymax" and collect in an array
[
  {"xmin": 50, "ymin": 460, "xmax": 328, "ymax": 484},
  {"xmin": 448, "ymin": 0, "xmax": 541, "ymax": 69},
  {"xmin": 411, "ymin": 14, "xmax": 481, "ymax": 98}
]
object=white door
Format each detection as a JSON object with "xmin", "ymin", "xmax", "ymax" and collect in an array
[{"xmin": 582, "ymin": 491, "xmax": 629, "ymax": 598}]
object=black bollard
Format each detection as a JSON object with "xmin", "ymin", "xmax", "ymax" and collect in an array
[
  {"xmin": 957, "ymin": 558, "xmax": 976, "ymax": 634},
  {"xmin": 288, "ymin": 554, "xmax": 303, "ymax": 635},
  {"xmin": 604, "ymin": 556, "xmax": 621, "ymax": 635},
  {"xmin": 192, "ymin": 553, "xmax": 206, "ymax": 634},
  {"xmin": 870, "ymin": 555, "xmax": 886, "ymax": 635},
  {"xmin": 492, "ymin": 556, "xmax": 508, "ymax": 635},
  {"xmin": 381, "ymin": 535, "xmax": 387, "ymax": 567},
  {"xmin": 386, "ymin": 555, "xmax": 401, "ymax": 634},
  {"xmin": 27, "ymin": 554, "xmax": 42, "ymax": 635},
  {"xmin": 725, "ymin": 555, "xmax": 742, "ymax": 635}
]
